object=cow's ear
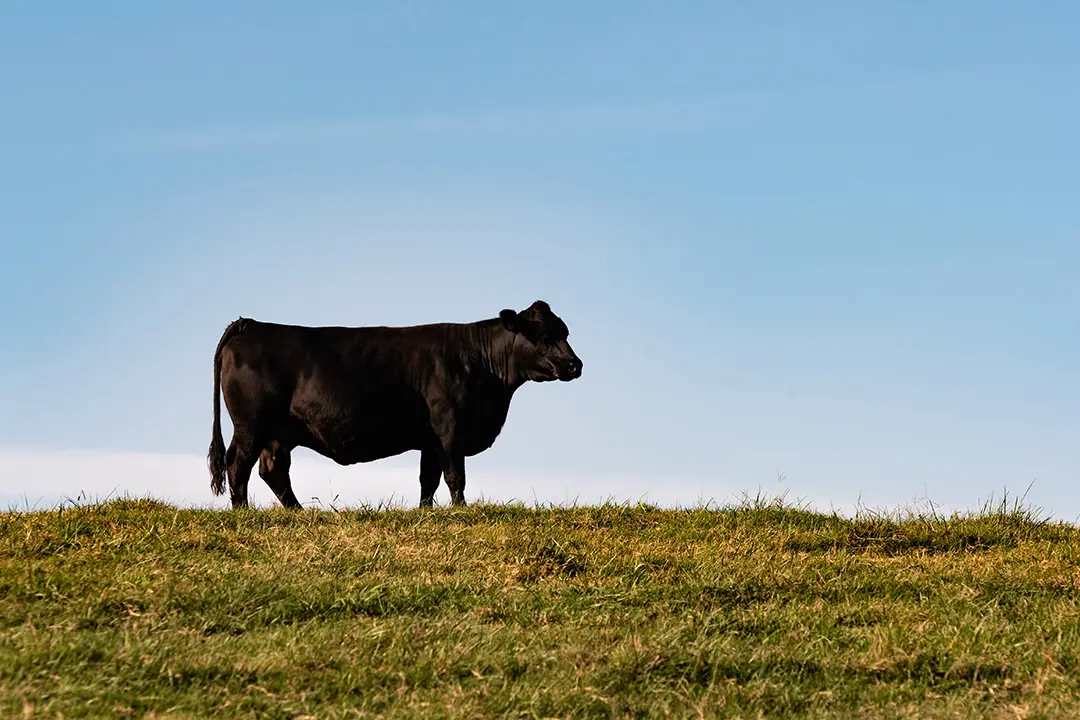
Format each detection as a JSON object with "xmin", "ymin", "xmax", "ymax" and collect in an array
[{"xmin": 499, "ymin": 309, "xmax": 520, "ymax": 332}]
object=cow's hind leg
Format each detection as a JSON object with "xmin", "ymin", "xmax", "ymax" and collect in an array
[
  {"xmin": 418, "ymin": 448, "xmax": 442, "ymax": 509},
  {"xmin": 226, "ymin": 431, "xmax": 260, "ymax": 508},
  {"xmin": 258, "ymin": 441, "xmax": 302, "ymax": 509}
]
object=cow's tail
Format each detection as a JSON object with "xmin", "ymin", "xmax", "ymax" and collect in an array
[{"xmin": 208, "ymin": 317, "xmax": 248, "ymax": 496}]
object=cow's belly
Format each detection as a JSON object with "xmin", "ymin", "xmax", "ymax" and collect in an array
[
  {"xmin": 290, "ymin": 381, "xmax": 427, "ymax": 464},
  {"xmin": 329, "ymin": 432, "xmax": 421, "ymax": 464}
]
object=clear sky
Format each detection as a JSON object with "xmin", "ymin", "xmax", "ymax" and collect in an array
[{"xmin": 2, "ymin": 2, "xmax": 1079, "ymax": 517}]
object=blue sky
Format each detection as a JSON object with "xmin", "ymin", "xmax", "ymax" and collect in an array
[{"xmin": 2, "ymin": 2, "xmax": 1079, "ymax": 516}]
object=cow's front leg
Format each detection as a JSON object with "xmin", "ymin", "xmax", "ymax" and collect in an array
[
  {"xmin": 418, "ymin": 447, "xmax": 442, "ymax": 508},
  {"xmin": 429, "ymin": 403, "xmax": 467, "ymax": 507},
  {"xmin": 442, "ymin": 447, "xmax": 466, "ymax": 506},
  {"xmin": 427, "ymin": 397, "xmax": 466, "ymax": 509}
]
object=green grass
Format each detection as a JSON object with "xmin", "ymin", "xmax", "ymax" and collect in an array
[{"xmin": 3, "ymin": 492, "xmax": 1080, "ymax": 718}]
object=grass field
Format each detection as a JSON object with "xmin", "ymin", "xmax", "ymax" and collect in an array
[{"xmin": 3, "ymin": 493, "xmax": 1080, "ymax": 718}]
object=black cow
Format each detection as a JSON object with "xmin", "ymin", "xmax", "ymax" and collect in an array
[{"xmin": 207, "ymin": 300, "xmax": 582, "ymax": 509}]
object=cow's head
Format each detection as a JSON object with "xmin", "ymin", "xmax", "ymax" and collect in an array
[{"xmin": 500, "ymin": 300, "xmax": 582, "ymax": 383}]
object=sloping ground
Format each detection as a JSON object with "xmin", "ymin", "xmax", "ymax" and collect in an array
[{"xmin": 2, "ymin": 496, "xmax": 1079, "ymax": 718}]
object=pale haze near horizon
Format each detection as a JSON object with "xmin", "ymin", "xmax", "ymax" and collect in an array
[{"xmin": 2, "ymin": 4, "xmax": 1079, "ymax": 520}]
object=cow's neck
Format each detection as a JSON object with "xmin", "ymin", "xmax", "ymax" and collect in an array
[{"xmin": 469, "ymin": 319, "xmax": 526, "ymax": 391}]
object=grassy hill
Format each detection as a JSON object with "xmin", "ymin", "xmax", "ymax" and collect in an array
[{"xmin": 3, "ymin": 494, "xmax": 1080, "ymax": 718}]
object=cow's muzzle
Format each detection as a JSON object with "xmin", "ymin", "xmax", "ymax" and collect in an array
[{"xmin": 558, "ymin": 358, "xmax": 582, "ymax": 381}]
